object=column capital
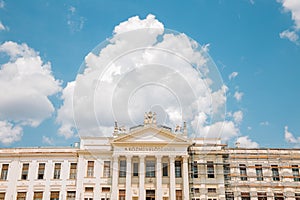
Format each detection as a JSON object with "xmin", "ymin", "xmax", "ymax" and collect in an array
[
  {"xmin": 155, "ymin": 155, "xmax": 162, "ymax": 160},
  {"xmin": 126, "ymin": 155, "xmax": 133, "ymax": 160},
  {"xmin": 182, "ymin": 155, "xmax": 189, "ymax": 162},
  {"xmin": 112, "ymin": 155, "xmax": 119, "ymax": 161},
  {"xmin": 139, "ymin": 155, "xmax": 146, "ymax": 160},
  {"xmin": 169, "ymin": 155, "xmax": 176, "ymax": 161}
]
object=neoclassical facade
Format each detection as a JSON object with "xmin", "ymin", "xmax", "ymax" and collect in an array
[{"xmin": 0, "ymin": 112, "xmax": 300, "ymax": 200}]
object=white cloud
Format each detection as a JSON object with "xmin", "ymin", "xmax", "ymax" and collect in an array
[
  {"xmin": 228, "ymin": 72, "xmax": 238, "ymax": 80},
  {"xmin": 67, "ymin": 6, "xmax": 85, "ymax": 32},
  {"xmin": 233, "ymin": 110, "xmax": 243, "ymax": 124},
  {"xmin": 0, "ymin": 21, "xmax": 6, "ymax": 31},
  {"xmin": 0, "ymin": 120, "xmax": 22, "ymax": 145},
  {"xmin": 260, "ymin": 121, "xmax": 269, "ymax": 126},
  {"xmin": 0, "ymin": 41, "xmax": 61, "ymax": 144},
  {"xmin": 57, "ymin": 14, "xmax": 232, "ymax": 141},
  {"xmin": 280, "ymin": 29, "xmax": 299, "ymax": 43},
  {"xmin": 234, "ymin": 91, "xmax": 243, "ymax": 101},
  {"xmin": 0, "ymin": 0, "xmax": 4, "ymax": 8},
  {"xmin": 284, "ymin": 126, "xmax": 300, "ymax": 144},
  {"xmin": 236, "ymin": 136, "xmax": 259, "ymax": 148},
  {"xmin": 42, "ymin": 136, "xmax": 54, "ymax": 145}
]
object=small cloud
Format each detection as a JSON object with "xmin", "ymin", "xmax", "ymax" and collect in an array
[
  {"xmin": 69, "ymin": 6, "xmax": 76, "ymax": 14},
  {"xmin": 0, "ymin": 120, "xmax": 22, "ymax": 145},
  {"xmin": 42, "ymin": 136, "xmax": 54, "ymax": 145},
  {"xmin": 0, "ymin": 0, "xmax": 4, "ymax": 9},
  {"xmin": 249, "ymin": 0, "xmax": 255, "ymax": 5},
  {"xmin": 260, "ymin": 121, "xmax": 269, "ymax": 126},
  {"xmin": 234, "ymin": 91, "xmax": 243, "ymax": 101},
  {"xmin": 228, "ymin": 71, "xmax": 238, "ymax": 80},
  {"xmin": 67, "ymin": 5, "xmax": 85, "ymax": 33},
  {"xmin": 0, "ymin": 21, "xmax": 7, "ymax": 31},
  {"xmin": 233, "ymin": 110, "xmax": 243, "ymax": 124},
  {"xmin": 280, "ymin": 29, "xmax": 299, "ymax": 44},
  {"xmin": 236, "ymin": 136, "xmax": 259, "ymax": 148},
  {"xmin": 247, "ymin": 126, "xmax": 252, "ymax": 131},
  {"xmin": 284, "ymin": 126, "xmax": 300, "ymax": 144}
]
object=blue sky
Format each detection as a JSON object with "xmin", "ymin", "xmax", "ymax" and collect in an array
[{"xmin": 0, "ymin": 0, "xmax": 299, "ymax": 148}]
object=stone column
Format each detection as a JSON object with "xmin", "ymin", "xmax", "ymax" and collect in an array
[
  {"xmin": 126, "ymin": 155, "xmax": 132, "ymax": 200},
  {"xmin": 170, "ymin": 155, "xmax": 176, "ymax": 200},
  {"xmin": 111, "ymin": 155, "xmax": 119, "ymax": 200},
  {"xmin": 139, "ymin": 155, "xmax": 145, "ymax": 200},
  {"xmin": 156, "ymin": 155, "xmax": 162, "ymax": 200},
  {"xmin": 182, "ymin": 155, "xmax": 189, "ymax": 200}
]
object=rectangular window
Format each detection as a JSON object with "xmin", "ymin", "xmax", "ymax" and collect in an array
[
  {"xmin": 292, "ymin": 165, "xmax": 300, "ymax": 181},
  {"xmin": 193, "ymin": 161, "xmax": 198, "ymax": 178},
  {"xmin": 255, "ymin": 165, "xmax": 263, "ymax": 181},
  {"xmin": 176, "ymin": 190, "xmax": 182, "ymax": 200},
  {"xmin": 119, "ymin": 160, "xmax": 126, "ymax": 177},
  {"xmin": 119, "ymin": 189, "xmax": 125, "ymax": 200},
  {"xmin": 37, "ymin": 163, "xmax": 45, "ymax": 179},
  {"xmin": 102, "ymin": 187, "xmax": 110, "ymax": 192},
  {"xmin": 50, "ymin": 191, "xmax": 60, "ymax": 200},
  {"xmin": 0, "ymin": 164, "xmax": 9, "ymax": 180},
  {"xmin": 87, "ymin": 161, "xmax": 94, "ymax": 177},
  {"xmin": 103, "ymin": 161, "xmax": 111, "ymax": 178},
  {"xmin": 274, "ymin": 193, "xmax": 284, "ymax": 200},
  {"xmin": 175, "ymin": 161, "xmax": 182, "ymax": 178},
  {"xmin": 241, "ymin": 192, "xmax": 250, "ymax": 200},
  {"xmin": 295, "ymin": 193, "xmax": 300, "ymax": 200},
  {"xmin": 207, "ymin": 161, "xmax": 215, "ymax": 178},
  {"xmin": 271, "ymin": 165, "xmax": 280, "ymax": 181},
  {"xmin": 21, "ymin": 163, "xmax": 29, "ymax": 180},
  {"xmin": 163, "ymin": 163, "xmax": 168, "ymax": 177},
  {"xmin": 225, "ymin": 192, "xmax": 234, "ymax": 200},
  {"xmin": 53, "ymin": 163, "xmax": 61, "ymax": 179},
  {"xmin": 146, "ymin": 161, "xmax": 155, "ymax": 177},
  {"xmin": 85, "ymin": 187, "xmax": 93, "ymax": 193},
  {"xmin": 239, "ymin": 164, "xmax": 247, "ymax": 181},
  {"xmin": 69, "ymin": 163, "xmax": 77, "ymax": 179},
  {"xmin": 67, "ymin": 191, "xmax": 76, "ymax": 200},
  {"xmin": 257, "ymin": 192, "xmax": 267, "ymax": 200},
  {"xmin": 208, "ymin": 188, "xmax": 216, "ymax": 193},
  {"xmin": 16, "ymin": 192, "xmax": 26, "ymax": 200},
  {"xmin": 0, "ymin": 193, "xmax": 5, "ymax": 200},
  {"xmin": 133, "ymin": 162, "xmax": 138, "ymax": 177},
  {"xmin": 33, "ymin": 192, "xmax": 43, "ymax": 200}
]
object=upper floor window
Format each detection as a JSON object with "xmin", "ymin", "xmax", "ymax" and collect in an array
[
  {"xmin": 257, "ymin": 192, "xmax": 267, "ymax": 200},
  {"xmin": 21, "ymin": 163, "xmax": 29, "ymax": 180},
  {"xmin": 274, "ymin": 193, "xmax": 284, "ymax": 200},
  {"xmin": 16, "ymin": 192, "xmax": 26, "ymax": 200},
  {"xmin": 295, "ymin": 193, "xmax": 300, "ymax": 200},
  {"xmin": 0, "ymin": 193, "xmax": 5, "ymax": 200},
  {"xmin": 133, "ymin": 162, "xmax": 138, "ymax": 177},
  {"xmin": 50, "ymin": 191, "xmax": 59, "ymax": 200},
  {"xmin": 119, "ymin": 160, "xmax": 126, "ymax": 177},
  {"xmin": 271, "ymin": 165, "xmax": 280, "ymax": 181},
  {"xmin": 67, "ymin": 191, "xmax": 76, "ymax": 200},
  {"xmin": 241, "ymin": 192, "xmax": 250, "ymax": 200},
  {"xmin": 175, "ymin": 161, "xmax": 182, "ymax": 178},
  {"xmin": 87, "ymin": 161, "xmax": 94, "ymax": 177},
  {"xmin": 69, "ymin": 163, "xmax": 77, "ymax": 179},
  {"xmin": 53, "ymin": 163, "xmax": 61, "ymax": 179},
  {"xmin": 255, "ymin": 165, "xmax": 263, "ymax": 181},
  {"xmin": 0, "ymin": 164, "xmax": 9, "ymax": 180},
  {"xmin": 37, "ymin": 163, "xmax": 45, "ymax": 179},
  {"xmin": 162, "ymin": 163, "xmax": 168, "ymax": 177},
  {"xmin": 33, "ymin": 192, "xmax": 43, "ymax": 200},
  {"xmin": 146, "ymin": 161, "xmax": 155, "ymax": 177},
  {"xmin": 239, "ymin": 164, "xmax": 247, "ymax": 181},
  {"xmin": 103, "ymin": 161, "xmax": 111, "ymax": 178},
  {"xmin": 207, "ymin": 161, "xmax": 215, "ymax": 178},
  {"xmin": 292, "ymin": 165, "xmax": 300, "ymax": 182},
  {"xmin": 193, "ymin": 161, "xmax": 198, "ymax": 178}
]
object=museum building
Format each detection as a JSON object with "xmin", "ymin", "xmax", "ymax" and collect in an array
[{"xmin": 0, "ymin": 112, "xmax": 300, "ymax": 200}]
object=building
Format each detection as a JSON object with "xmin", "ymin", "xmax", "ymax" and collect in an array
[{"xmin": 0, "ymin": 111, "xmax": 300, "ymax": 200}]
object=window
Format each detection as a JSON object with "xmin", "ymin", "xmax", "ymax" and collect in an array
[
  {"xmin": 292, "ymin": 165, "xmax": 300, "ymax": 181},
  {"xmin": 87, "ymin": 161, "xmax": 94, "ymax": 177},
  {"xmin": 53, "ymin": 163, "xmax": 61, "ymax": 179},
  {"xmin": 119, "ymin": 189, "xmax": 125, "ymax": 200},
  {"xmin": 119, "ymin": 160, "xmax": 126, "ymax": 177},
  {"xmin": 133, "ymin": 162, "xmax": 138, "ymax": 177},
  {"xmin": 239, "ymin": 164, "xmax": 247, "ymax": 181},
  {"xmin": 21, "ymin": 163, "xmax": 29, "ymax": 180},
  {"xmin": 146, "ymin": 161, "xmax": 155, "ymax": 177},
  {"xmin": 67, "ymin": 191, "xmax": 76, "ymax": 200},
  {"xmin": 175, "ymin": 161, "xmax": 181, "ymax": 178},
  {"xmin": 163, "ymin": 163, "xmax": 168, "ymax": 177},
  {"xmin": 271, "ymin": 165, "xmax": 280, "ymax": 181},
  {"xmin": 0, "ymin": 193, "xmax": 5, "ymax": 200},
  {"xmin": 274, "ymin": 193, "xmax": 284, "ymax": 200},
  {"xmin": 103, "ymin": 161, "xmax": 111, "ymax": 177},
  {"xmin": 33, "ymin": 192, "xmax": 43, "ymax": 200},
  {"xmin": 208, "ymin": 188, "xmax": 216, "ymax": 193},
  {"xmin": 176, "ymin": 190, "xmax": 182, "ymax": 200},
  {"xmin": 241, "ymin": 192, "xmax": 250, "ymax": 200},
  {"xmin": 85, "ymin": 187, "xmax": 93, "ymax": 193},
  {"xmin": 225, "ymin": 192, "xmax": 234, "ymax": 200},
  {"xmin": 37, "ymin": 163, "xmax": 45, "ymax": 179},
  {"xmin": 84, "ymin": 198, "xmax": 93, "ymax": 200},
  {"xmin": 255, "ymin": 165, "xmax": 263, "ymax": 181},
  {"xmin": 0, "ymin": 164, "xmax": 9, "ymax": 180},
  {"xmin": 295, "ymin": 193, "xmax": 300, "ymax": 200},
  {"xmin": 16, "ymin": 192, "xmax": 26, "ymax": 200},
  {"xmin": 193, "ymin": 161, "xmax": 198, "ymax": 178},
  {"xmin": 102, "ymin": 187, "xmax": 110, "ymax": 192},
  {"xmin": 69, "ymin": 163, "xmax": 77, "ymax": 179},
  {"xmin": 207, "ymin": 161, "xmax": 215, "ymax": 178},
  {"xmin": 257, "ymin": 192, "xmax": 267, "ymax": 200},
  {"xmin": 50, "ymin": 191, "xmax": 59, "ymax": 200}
]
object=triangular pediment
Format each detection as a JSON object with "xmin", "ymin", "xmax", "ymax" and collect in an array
[{"xmin": 112, "ymin": 125, "xmax": 188, "ymax": 143}]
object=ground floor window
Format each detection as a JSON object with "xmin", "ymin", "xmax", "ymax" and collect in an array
[
  {"xmin": 241, "ymin": 192, "xmax": 250, "ymax": 200},
  {"xmin": 225, "ymin": 192, "xmax": 234, "ymax": 200},
  {"xmin": 176, "ymin": 190, "xmax": 182, "ymax": 200},
  {"xmin": 119, "ymin": 190, "xmax": 125, "ymax": 200},
  {"xmin": 274, "ymin": 193, "xmax": 284, "ymax": 200},
  {"xmin": 146, "ymin": 190, "xmax": 155, "ymax": 200},
  {"xmin": 0, "ymin": 193, "xmax": 5, "ymax": 200},
  {"xmin": 257, "ymin": 192, "xmax": 267, "ymax": 200},
  {"xmin": 67, "ymin": 191, "xmax": 76, "ymax": 200}
]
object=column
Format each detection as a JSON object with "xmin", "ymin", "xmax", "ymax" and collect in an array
[
  {"xmin": 139, "ymin": 155, "xmax": 145, "ymax": 200},
  {"xmin": 169, "ymin": 155, "xmax": 176, "ymax": 200},
  {"xmin": 182, "ymin": 155, "xmax": 189, "ymax": 200},
  {"xmin": 156, "ymin": 155, "xmax": 163, "ymax": 200},
  {"xmin": 111, "ymin": 155, "xmax": 119, "ymax": 200},
  {"xmin": 126, "ymin": 155, "xmax": 132, "ymax": 200}
]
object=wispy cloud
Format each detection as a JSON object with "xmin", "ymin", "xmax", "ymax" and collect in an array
[
  {"xmin": 234, "ymin": 91, "xmax": 243, "ymax": 101},
  {"xmin": 280, "ymin": 29, "xmax": 299, "ymax": 44},
  {"xmin": 0, "ymin": 0, "xmax": 4, "ymax": 9},
  {"xmin": 42, "ymin": 136, "xmax": 54, "ymax": 145},
  {"xmin": 0, "ymin": 21, "xmax": 7, "ymax": 31},
  {"xmin": 67, "ymin": 5, "xmax": 85, "ymax": 33},
  {"xmin": 236, "ymin": 136, "xmax": 259, "ymax": 148},
  {"xmin": 228, "ymin": 71, "xmax": 238, "ymax": 80},
  {"xmin": 260, "ymin": 121, "xmax": 269, "ymax": 126},
  {"xmin": 284, "ymin": 126, "xmax": 300, "ymax": 145}
]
